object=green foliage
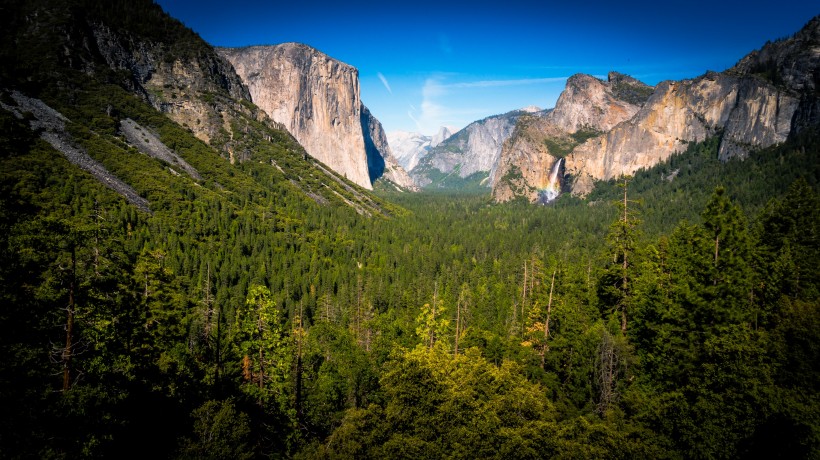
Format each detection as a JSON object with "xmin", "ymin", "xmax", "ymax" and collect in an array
[
  {"xmin": 178, "ymin": 399, "xmax": 254, "ymax": 460},
  {"xmin": 235, "ymin": 285, "xmax": 290, "ymax": 408},
  {"xmin": 1, "ymin": 0, "xmax": 819, "ymax": 457},
  {"xmin": 543, "ymin": 128, "xmax": 600, "ymax": 157}
]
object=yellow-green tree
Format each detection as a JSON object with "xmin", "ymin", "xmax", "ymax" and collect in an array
[{"xmin": 235, "ymin": 285, "xmax": 290, "ymax": 408}]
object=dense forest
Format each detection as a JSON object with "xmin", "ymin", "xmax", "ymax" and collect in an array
[{"xmin": 1, "ymin": 0, "xmax": 819, "ymax": 458}]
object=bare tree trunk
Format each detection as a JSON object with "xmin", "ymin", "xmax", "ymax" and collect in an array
[
  {"xmin": 62, "ymin": 245, "xmax": 76, "ymax": 392},
  {"xmin": 596, "ymin": 331, "xmax": 619, "ymax": 414}
]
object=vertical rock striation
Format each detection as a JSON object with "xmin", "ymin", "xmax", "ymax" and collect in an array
[
  {"xmin": 412, "ymin": 110, "xmax": 526, "ymax": 188},
  {"xmin": 220, "ymin": 43, "xmax": 399, "ymax": 190},
  {"xmin": 492, "ymin": 73, "xmax": 649, "ymax": 202},
  {"xmin": 565, "ymin": 73, "xmax": 799, "ymax": 195},
  {"xmin": 493, "ymin": 16, "xmax": 820, "ymax": 201}
]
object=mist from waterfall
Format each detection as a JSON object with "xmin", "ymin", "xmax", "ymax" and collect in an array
[{"xmin": 537, "ymin": 158, "xmax": 563, "ymax": 205}]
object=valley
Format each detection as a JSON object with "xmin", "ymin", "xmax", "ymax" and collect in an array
[{"xmin": 0, "ymin": 0, "xmax": 818, "ymax": 458}]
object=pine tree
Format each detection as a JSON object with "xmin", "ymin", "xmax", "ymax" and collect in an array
[{"xmin": 234, "ymin": 284, "xmax": 290, "ymax": 408}]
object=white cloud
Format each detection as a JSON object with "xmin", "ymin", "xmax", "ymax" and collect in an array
[
  {"xmin": 406, "ymin": 75, "xmax": 569, "ymax": 135},
  {"xmin": 377, "ymin": 72, "xmax": 392, "ymax": 94}
]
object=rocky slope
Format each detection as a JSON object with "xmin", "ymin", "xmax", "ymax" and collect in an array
[
  {"xmin": 0, "ymin": 0, "xmax": 394, "ymax": 216},
  {"xmin": 361, "ymin": 105, "xmax": 417, "ymax": 191},
  {"xmin": 219, "ymin": 44, "xmax": 413, "ymax": 191},
  {"xmin": 492, "ymin": 73, "xmax": 650, "ymax": 202},
  {"xmin": 565, "ymin": 72, "xmax": 799, "ymax": 195},
  {"xmin": 88, "ymin": 22, "xmax": 254, "ymax": 152},
  {"xmin": 494, "ymin": 16, "xmax": 820, "ymax": 201},
  {"xmin": 413, "ymin": 109, "xmax": 533, "ymax": 188}
]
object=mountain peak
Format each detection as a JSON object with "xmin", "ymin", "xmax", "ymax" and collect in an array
[
  {"xmin": 431, "ymin": 126, "xmax": 454, "ymax": 147},
  {"xmin": 729, "ymin": 14, "xmax": 820, "ymax": 94},
  {"xmin": 547, "ymin": 72, "xmax": 644, "ymax": 133}
]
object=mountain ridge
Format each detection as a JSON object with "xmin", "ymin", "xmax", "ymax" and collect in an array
[{"xmin": 492, "ymin": 16, "xmax": 820, "ymax": 202}]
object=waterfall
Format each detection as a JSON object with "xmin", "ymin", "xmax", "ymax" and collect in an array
[{"xmin": 538, "ymin": 158, "xmax": 563, "ymax": 204}]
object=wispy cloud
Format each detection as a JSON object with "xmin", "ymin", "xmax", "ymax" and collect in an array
[
  {"xmin": 406, "ymin": 75, "xmax": 569, "ymax": 135},
  {"xmin": 377, "ymin": 72, "xmax": 392, "ymax": 94},
  {"xmin": 407, "ymin": 110, "xmax": 421, "ymax": 131}
]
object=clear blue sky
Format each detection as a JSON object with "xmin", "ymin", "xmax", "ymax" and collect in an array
[{"xmin": 156, "ymin": 0, "xmax": 817, "ymax": 135}]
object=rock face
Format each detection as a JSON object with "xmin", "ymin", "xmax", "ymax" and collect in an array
[
  {"xmin": 388, "ymin": 131, "xmax": 434, "ymax": 171},
  {"xmin": 387, "ymin": 126, "xmax": 453, "ymax": 173},
  {"xmin": 90, "ymin": 23, "xmax": 254, "ymax": 150},
  {"xmin": 492, "ymin": 73, "xmax": 650, "ymax": 202},
  {"xmin": 431, "ymin": 126, "xmax": 454, "ymax": 148},
  {"xmin": 566, "ymin": 72, "xmax": 799, "ymax": 195},
  {"xmin": 490, "ymin": 115, "xmax": 571, "ymax": 202},
  {"xmin": 361, "ymin": 105, "xmax": 418, "ymax": 190},
  {"xmin": 548, "ymin": 73, "xmax": 647, "ymax": 133},
  {"xmin": 220, "ymin": 43, "xmax": 412, "ymax": 191},
  {"xmin": 219, "ymin": 44, "xmax": 371, "ymax": 189},
  {"xmin": 494, "ymin": 16, "xmax": 820, "ymax": 201},
  {"xmin": 412, "ymin": 110, "xmax": 525, "ymax": 188}
]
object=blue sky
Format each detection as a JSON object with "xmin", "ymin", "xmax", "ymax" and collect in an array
[{"xmin": 156, "ymin": 0, "xmax": 817, "ymax": 135}]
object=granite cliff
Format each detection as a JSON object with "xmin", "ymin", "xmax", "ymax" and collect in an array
[
  {"xmin": 219, "ymin": 44, "xmax": 413, "ymax": 190},
  {"xmin": 0, "ymin": 0, "xmax": 393, "ymax": 215},
  {"xmin": 566, "ymin": 71, "xmax": 799, "ymax": 195},
  {"xmin": 492, "ymin": 73, "xmax": 650, "ymax": 202},
  {"xmin": 412, "ymin": 108, "xmax": 533, "ymax": 189},
  {"xmin": 387, "ymin": 126, "xmax": 453, "ymax": 172},
  {"xmin": 493, "ymin": 16, "xmax": 820, "ymax": 201}
]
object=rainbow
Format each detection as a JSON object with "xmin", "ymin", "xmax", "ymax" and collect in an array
[{"xmin": 537, "ymin": 158, "xmax": 563, "ymax": 205}]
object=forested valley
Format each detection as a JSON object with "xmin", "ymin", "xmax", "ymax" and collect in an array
[
  {"xmin": 1, "ymin": 0, "xmax": 819, "ymax": 458},
  {"xmin": 2, "ymin": 113, "xmax": 819, "ymax": 457}
]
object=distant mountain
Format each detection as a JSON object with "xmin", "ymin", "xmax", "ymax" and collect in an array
[
  {"xmin": 361, "ymin": 105, "xmax": 418, "ymax": 191},
  {"xmin": 492, "ymin": 73, "xmax": 651, "ymax": 202},
  {"xmin": 387, "ymin": 126, "xmax": 453, "ymax": 173},
  {"xmin": 493, "ymin": 16, "xmax": 820, "ymax": 203},
  {"xmin": 431, "ymin": 126, "xmax": 454, "ymax": 148},
  {"xmin": 219, "ymin": 44, "xmax": 414, "ymax": 191},
  {"xmin": 411, "ymin": 109, "xmax": 538, "ymax": 189}
]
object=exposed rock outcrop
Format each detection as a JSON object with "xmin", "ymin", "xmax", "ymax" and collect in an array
[
  {"xmin": 494, "ymin": 16, "xmax": 820, "ymax": 201},
  {"xmin": 361, "ymin": 105, "xmax": 418, "ymax": 191},
  {"xmin": 492, "ymin": 73, "xmax": 649, "ymax": 202},
  {"xmin": 220, "ymin": 43, "xmax": 413, "ymax": 190},
  {"xmin": 566, "ymin": 72, "xmax": 799, "ymax": 195},
  {"xmin": 90, "ymin": 23, "xmax": 252, "ymax": 147},
  {"xmin": 1, "ymin": 91, "xmax": 151, "ymax": 212},
  {"xmin": 548, "ymin": 73, "xmax": 648, "ymax": 133},
  {"xmin": 413, "ymin": 110, "xmax": 525, "ymax": 188},
  {"xmin": 120, "ymin": 118, "xmax": 202, "ymax": 180},
  {"xmin": 490, "ymin": 116, "xmax": 568, "ymax": 202},
  {"xmin": 431, "ymin": 126, "xmax": 454, "ymax": 148},
  {"xmin": 388, "ymin": 131, "xmax": 433, "ymax": 171}
]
